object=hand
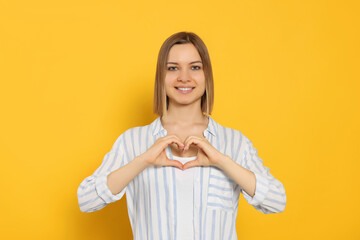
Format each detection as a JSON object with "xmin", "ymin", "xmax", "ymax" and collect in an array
[
  {"xmin": 139, "ymin": 135, "xmax": 185, "ymax": 170},
  {"xmin": 182, "ymin": 136, "xmax": 226, "ymax": 170}
]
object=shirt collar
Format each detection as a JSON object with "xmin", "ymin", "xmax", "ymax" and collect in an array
[{"xmin": 150, "ymin": 115, "xmax": 217, "ymax": 137}]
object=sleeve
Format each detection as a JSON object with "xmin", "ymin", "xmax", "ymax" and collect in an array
[
  {"xmin": 236, "ymin": 135, "xmax": 287, "ymax": 214},
  {"xmin": 77, "ymin": 134, "xmax": 128, "ymax": 213}
]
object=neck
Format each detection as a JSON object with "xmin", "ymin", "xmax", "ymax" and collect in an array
[{"xmin": 162, "ymin": 99, "xmax": 207, "ymax": 125}]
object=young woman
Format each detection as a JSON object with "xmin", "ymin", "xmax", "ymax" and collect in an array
[{"xmin": 77, "ymin": 32, "xmax": 287, "ymax": 240}]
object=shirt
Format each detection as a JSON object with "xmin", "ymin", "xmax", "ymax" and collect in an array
[
  {"xmin": 172, "ymin": 155, "xmax": 197, "ymax": 240},
  {"xmin": 77, "ymin": 116, "xmax": 287, "ymax": 240}
]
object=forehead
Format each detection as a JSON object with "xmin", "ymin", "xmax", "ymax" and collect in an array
[{"xmin": 167, "ymin": 43, "xmax": 201, "ymax": 62}]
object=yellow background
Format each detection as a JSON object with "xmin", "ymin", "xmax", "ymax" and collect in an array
[{"xmin": 1, "ymin": 0, "xmax": 359, "ymax": 239}]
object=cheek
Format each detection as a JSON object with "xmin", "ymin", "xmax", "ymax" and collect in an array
[
  {"xmin": 196, "ymin": 72, "xmax": 206, "ymax": 85},
  {"xmin": 197, "ymin": 77, "xmax": 206, "ymax": 91},
  {"xmin": 164, "ymin": 76, "xmax": 173, "ymax": 88}
]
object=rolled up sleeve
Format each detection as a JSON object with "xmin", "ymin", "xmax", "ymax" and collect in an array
[
  {"xmin": 77, "ymin": 135, "xmax": 127, "ymax": 212},
  {"xmin": 239, "ymin": 136, "xmax": 287, "ymax": 214},
  {"xmin": 94, "ymin": 171, "xmax": 127, "ymax": 204}
]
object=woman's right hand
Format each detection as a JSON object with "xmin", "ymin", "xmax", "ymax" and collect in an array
[{"xmin": 139, "ymin": 135, "xmax": 185, "ymax": 170}]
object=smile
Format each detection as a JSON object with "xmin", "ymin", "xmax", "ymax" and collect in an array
[{"xmin": 175, "ymin": 87, "xmax": 195, "ymax": 94}]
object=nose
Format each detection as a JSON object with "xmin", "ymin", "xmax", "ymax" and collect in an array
[{"xmin": 177, "ymin": 68, "xmax": 191, "ymax": 82}]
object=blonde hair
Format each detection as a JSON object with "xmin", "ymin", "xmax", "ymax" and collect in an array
[{"xmin": 153, "ymin": 31, "xmax": 214, "ymax": 117}]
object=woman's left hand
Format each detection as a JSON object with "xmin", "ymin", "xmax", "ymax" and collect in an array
[{"xmin": 182, "ymin": 136, "xmax": 227, "ymax": 170}]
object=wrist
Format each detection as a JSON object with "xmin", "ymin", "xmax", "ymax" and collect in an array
[
  {"xmin": 213, "ymin": 154, "xmax": 232, "ymax": 170},
  {"xmin": 134, "ymin": 155, "xmax": 152, "ymax": 170}
]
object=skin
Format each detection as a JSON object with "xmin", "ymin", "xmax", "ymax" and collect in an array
[{"xmin": 107, "ymin": 43, "xmax": 256, "ymax": 198}]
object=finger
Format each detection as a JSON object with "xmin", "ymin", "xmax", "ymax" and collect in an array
[
  {"xmin": 160, "ymin": 137, "xmax": 185, "ymax": 150},
  {"xmin": 165, "ymin": 159, "xmax": 184, "ymax": 170},
  {"xmin": 183, "ymin": 136, "xmax": 206, "ymax": 152},
  {"xmin": 166, "ymin": 135, "xmax": 185, "ymax": 148},
  {"xmin": 164, "ymin": 134, "xmax": 183, "ymax": 145},
  {"xmin": 182, "ymin": 159, "xmax": 200, "ymax": 170}
]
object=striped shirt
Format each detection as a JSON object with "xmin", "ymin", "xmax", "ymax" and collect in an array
[{"xmin": 77, "ymin": 116, "xmax": 287, "ymax": 240}]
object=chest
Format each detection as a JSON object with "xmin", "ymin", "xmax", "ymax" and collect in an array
[{"xmin": 166, "ymin": 128, "xmax": 205, "ymax": 157}]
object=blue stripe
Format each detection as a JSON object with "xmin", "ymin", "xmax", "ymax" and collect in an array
[
  {"xmin": 211, "ymin": 210, "xmax": 216, "ymax": 240},
  {"xmin": 123, "ymin": 136, "xmax": 136, "ymax": 208},
  {"xmin": 207, "ymin": 202, "xmax": 233, "ymax": 210},
  {"xmin": 228, "ymin": 212, "xmax": 235, "ymax": 239},
  {"xmin": 168, "ymin": 145, "xmax": 177, "ymax": 240},
  {"xmin": 199, "ymin": 166, "xmax": 204, "ymax": 240},
  {"xmin": 145, "ymin": 126, "xmax": 154, "ymax": 240},
  {"xmin": 131, "ymin": 128, "xmax": 144, "ymax": 237},
  {"xmin": 243, "ymin": 150, "xmax": 250, "ymax": 169},
  {"xmin": 79, "ymin": 194, "xmax": 101, "ymax": 207},
  {"xmin": 223, "ymin": 126, "xmax": 227, "ymax": 154},
  {"xmin": 208, "ymin": 184, "xmax": 233, "ymax": 191},
  {"xmin": 208, "ymin": 193, "xmax": 232, "ymax": 201},
  {"xmin": 131, "ymin": 129, "xmax": 141, "ymax": 238},
  {"xmin": 122, "ymin": 131, "xmax": 131, "ymax": 166},
  {"xmin": 247, "ymin": 140, "xmax": 263, "ymax": 173},
  {"xmin": 127, "ymin": 190, "xmax": 135, "ymax": 228},
  {"xmin": 153, "ymin": 118, "xmax": 160, "ymax": 135},
  {"xmin": 154, "ymin": 166, "xmax": 163, "ymax": 240},
  {"xmin": 78, "ymin": 181, "xmax": 94, "ymax": 190},
  {"xmin": 256, "ymin": 188, "xmax": 266, "ymax": 196},
  {"xmin": 234, "ymin": 132, "xmax": 242, "ymax": 164},
  {"xmin": 78, "ymin": 183, "xmax": 95, "ymax": 198},
  {"xmin": 163, "ymin": 169, "xmax": 171, "ymax": 240},
  {"xmin": 172, "ymin": 167, "xmax": 177, "ymax": 240},
  {"xmin": 264, "ymin": 197, "xmax": 287, "ymax": 206},
  {"xmin": 96, "ymin": 137, "xmax": 120, "ymax": 174},
  {"xmin": 269, "ymin": 188, "xmax": 286, "ymax": 197},
  {"xmin": 162, "ymin": 131, "xmax": 171, "ymax": 240},
  {"xmin": 127, "ymin": 179, "xmax": 134, "ymax": 201},
  {"xmin": 257, "ymin": 178, "xmax": 268, "ymax": 188},
  {"xmin": 222, "ymin": 212, "xmax": 228, "ymax": 239},
  {"xmin": 202, "ymin": 207, "xmax": 207, "ymax": 240},
  {"xmin": 209, "ymin": 174, "xmax": 234, "ymax": 183}
]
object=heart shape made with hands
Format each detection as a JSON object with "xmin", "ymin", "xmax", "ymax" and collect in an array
[
  {"xmin": 169, "ymin": 142, "xmax": 198, "ymax": 157},
  {"xmin": 168, "ymin": 136, "xmax": 220, "ymax": 170}
]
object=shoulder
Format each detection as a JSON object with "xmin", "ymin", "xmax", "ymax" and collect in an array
[
  {"xmin": 210, "ymin": 117, "xmax": 254, "ymax": 151},
  {"xmin": 211, "ymin": 117, "xmax": 247, "ymax": 140},
  {"xmin": 116, "ymin": 121, "xmax": 154, "ymax": 142},
  {"xmin": 113, "ymin": 116, "xmax": 160, "ymax": 144}
]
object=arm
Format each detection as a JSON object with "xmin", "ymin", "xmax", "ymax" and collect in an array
[
  {"xmin": 77, "ymin": 135, "xmax": 127, "ymax": 213},
  {"xmin": 77, "ymin": 132, "xmax": 185, "ymax": 213},
  {"xmin": 233, "ymin": 136, "xmax": 287, "ymax": 214},
  {"xmin": 182, "ymin": 134, "xmax": 287, "ymax": 214},
  {"xmin": 216, "ymin": 156, "xmax": 256, "ymax": 198}
]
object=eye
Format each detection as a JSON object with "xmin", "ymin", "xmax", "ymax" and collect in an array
[
  {"xmin": 167, "ymin": 66, "xmax": 177, "ymax": 71},
  {"xmin": 192, "ymin": 65, "xmax": 201, "ymax": 70}
]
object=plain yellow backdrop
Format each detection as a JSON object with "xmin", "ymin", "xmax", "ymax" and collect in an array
[{"xmin": 0, "ymin": 0, "xmax": 359, "ymax": 239}]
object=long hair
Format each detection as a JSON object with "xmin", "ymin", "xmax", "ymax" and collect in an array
[{"xmin": 153, "ymin": 31, "xmax": 214, "ymax": 117}]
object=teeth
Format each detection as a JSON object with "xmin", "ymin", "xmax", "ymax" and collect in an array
[{"xmin": 178, "ymin": 88, "xmax": 192, "ymax": 91}]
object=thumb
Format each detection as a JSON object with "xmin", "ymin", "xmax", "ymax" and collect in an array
[
  {"xmin": 182, "ymin": 159, "xmax": 200, "ymax": 170},
  {"xmin": 165, "ymin": 159, "xmax": 184, "ymax": 170}
]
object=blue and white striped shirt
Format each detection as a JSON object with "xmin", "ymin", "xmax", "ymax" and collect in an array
[{"xmin": 77, "ymin": 116, "xmax": 287, "ymax": 240}]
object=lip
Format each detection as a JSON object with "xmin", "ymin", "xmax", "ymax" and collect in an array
[
  {"xmin": 175, "ymin": 86, "xmax": 195, "ymax": 94},
  {"xmin": 175, "ymin": 86, "xmax": 195, "ymax": 88}
]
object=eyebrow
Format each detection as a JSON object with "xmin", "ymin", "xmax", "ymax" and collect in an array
[{"xmin": 166, "ymin": 61, "xmax": 202, "ymax": 65}]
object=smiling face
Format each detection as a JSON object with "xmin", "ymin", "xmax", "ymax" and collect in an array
[{"xmin": 164, "ymin": 43, "xmax": 206, "ymax": 109}]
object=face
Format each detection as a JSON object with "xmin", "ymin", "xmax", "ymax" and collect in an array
[{"xmin": 164, "ymin": 43, "xmax": 206, "ymax": 108}]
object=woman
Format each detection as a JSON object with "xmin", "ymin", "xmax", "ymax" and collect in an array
[{"xmin": 77, "ymin": 31, "xmax": 287, "ymax": 240}]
